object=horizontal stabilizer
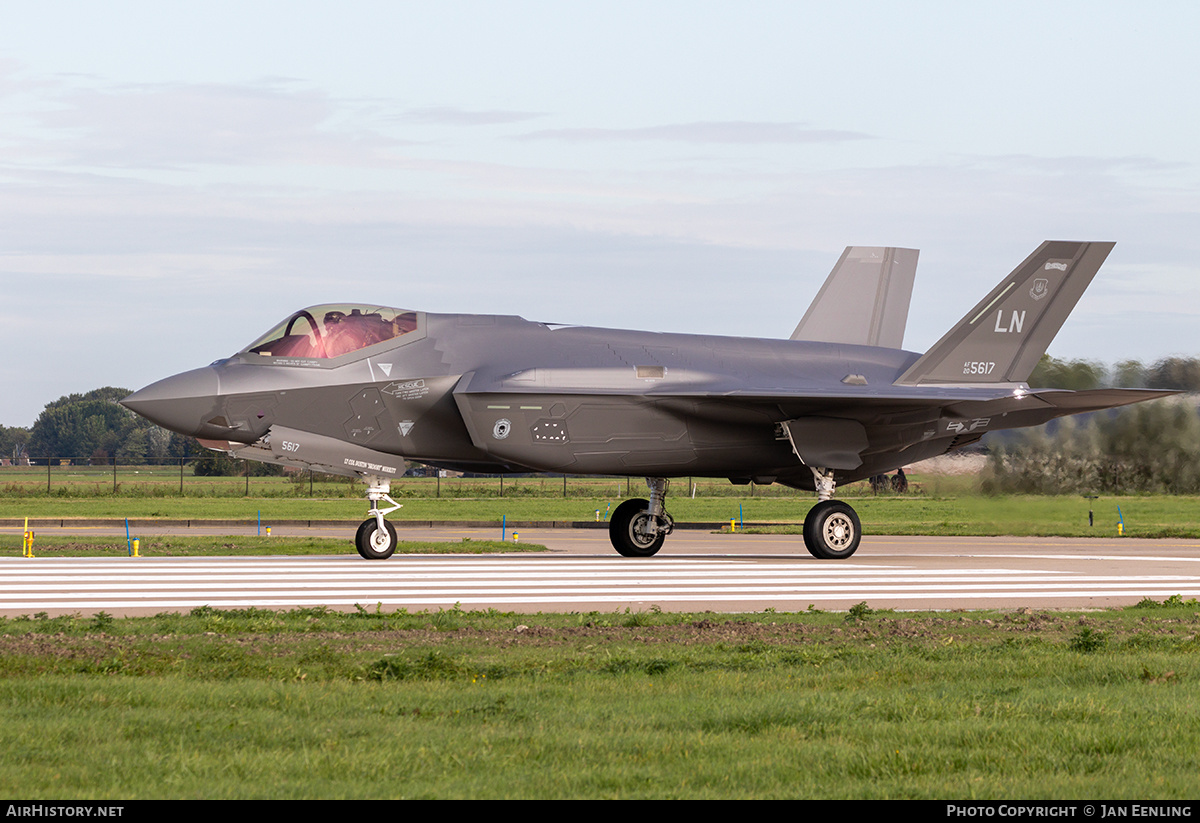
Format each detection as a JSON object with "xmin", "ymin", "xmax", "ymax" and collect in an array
[
  {"xmin": 1031, "ymin": 387, "xmax": 1180, "ymax": 413},
  {"xmin": 939, "ymin": 388, "xmax": 1180, "ymax": 432},
  {"xmin": 895, "ymin": 241, "xmax": 1114, "ymax": 386},
  {"xmin": 791, "ymin": 247, "xmax": 918, "ymax": 349}
]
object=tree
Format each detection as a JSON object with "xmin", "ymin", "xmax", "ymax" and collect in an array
[
  {"xmin": 1112, "ymin": 360, "xmax": 1148, "ymax": 388},
  {"xmin": 1028, "ymin": 355, "xmax": 1107, "ymax": 390},
  {"xmin": 191, "ymin": 447, "xmax": 283, "ymax": 476},
  {"xmin": 1147, "ymin": 357, "xmax": 1200, "ymax": 391},
  {"xmin": 116, "ymin": 428, "xmax": 149, "ymax": 463},
  {"xmin": 28, "ymin": 386, "xmax": 173, "ymax": 463},
  {"xmin": 984, "ymin": 399, "xmax": 1200, "ymax": 494},
  {"xmin": 0, "ymin": 425, "xmax": 30, "ymax": 461},
  {"xmin": 29, "ymin": 399, "xmax": 130, "ymax": 460}
]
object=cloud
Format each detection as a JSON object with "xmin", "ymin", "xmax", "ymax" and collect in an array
[
  {"xmin": 516, "ymin": 121, "xmax": 873, "ymax": 144},
  {"xmin": 20, "ymin": 81, "xmax": 408, "ymax": 169},
  {"xmin": 399, "ymin": 106, "xmax": 547, "ymax": 126},
  {"xmin": 970, "ymin": 154, "xmax": 1189, "ymax": 175},
  {"xmin": 0, "ymin": 58, "xmax": 58, "ymax": 96}
]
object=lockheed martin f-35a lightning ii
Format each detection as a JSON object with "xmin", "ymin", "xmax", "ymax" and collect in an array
[{"xmin": 122, "ymin": 242, "xmax": 1174, "ymax": 559}]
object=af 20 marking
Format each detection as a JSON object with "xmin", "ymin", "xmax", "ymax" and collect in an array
[{"xmin": 963, "ymin": 361, "xmax": 997, "ymax": 375}]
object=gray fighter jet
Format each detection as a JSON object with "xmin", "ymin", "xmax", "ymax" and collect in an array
[{"xmin": 122, "ymin": 241, "xmax": 1174, "ymax": 560}]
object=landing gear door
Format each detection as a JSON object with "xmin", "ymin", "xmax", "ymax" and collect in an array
[{"xmin": 781, "ymin": 417, "xmax": 868, "ymax": 470}]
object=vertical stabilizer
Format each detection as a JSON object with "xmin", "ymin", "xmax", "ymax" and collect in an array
[
  {"xmin": 791, "ymin": 247, "xmax": 918, "ymax": 349},
  {"xmin": 894, "ymin": 241, "xmax": 1114, "ymax": 386}
]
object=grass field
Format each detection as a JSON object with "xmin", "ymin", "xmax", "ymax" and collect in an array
[
  {"xmin": 2, "ymin": 464, "xmax": 875, "ymax": 499},
  {"xmin": 0, "ymin": 603, "xmax": 1197, "ymax": 799},
  {"xmin": 0, "ymin": 534, "xmax": 546, "ymax": 557},
  {"xmin": 4, "ymin": 492, "xmax": 1200, "ymax": 539}
]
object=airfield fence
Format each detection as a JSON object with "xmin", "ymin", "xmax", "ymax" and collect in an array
[{"xmin": 0, "ymin": 457, "xmax": 893, "ymax": 499}]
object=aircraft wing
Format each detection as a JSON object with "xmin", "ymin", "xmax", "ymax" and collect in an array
[
  {"xmin": 454, "ymin": 369, "xmax": 1178, "ymax": 475},
  {"xmin": 664, "ymin": 386, "xmax": 1180, "ymax": 424}
]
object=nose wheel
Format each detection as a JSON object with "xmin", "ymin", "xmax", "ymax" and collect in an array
[
  {"xmin": 355, "ymin": 475, "xmax": 402, "ymax": 559},
  {"xmin": 356, "ymin": 518, "xmax": 398, "ymax": 559}
]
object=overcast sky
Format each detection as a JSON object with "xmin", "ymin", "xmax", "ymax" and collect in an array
[{"xmin": 2, "ymin": 1, "xmax": 1198, "ymax": 426}]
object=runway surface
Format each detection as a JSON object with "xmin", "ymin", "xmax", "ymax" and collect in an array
[{"xmin": 3, "ymin": 525, "xmax": 1200, "ymax": 615}]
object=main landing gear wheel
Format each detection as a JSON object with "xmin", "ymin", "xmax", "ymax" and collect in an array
[
  {"xmin": 803, "ymin": 500, "xmax": 861, "ymax": 559},
  {"xmin": 356, "ymin": 518, "xmax": 398, "ymax": 559},
  {"xmin": 609, "ymin": 498, "xmax": 667, "ymax": 557}
]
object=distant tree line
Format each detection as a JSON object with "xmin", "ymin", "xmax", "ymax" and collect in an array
[
  {"xmin": 984, "ymin": 400, "xmax": 1200, "ymax": 494},
  {"xmin": 988, "ymin": 356, "xmax": 1200, "ymax": 494},
  {"xmin": 18, "ymin": 387, "xmax": 198, "ymax": 463},
  {"xmin": 1028, "ymin": 355, "xmax": 1200, "ymax": 391},
  {"xmin": 0, "ymin": 387, "xmax": 247, "ymax": 474},
  {"xmin": 1, "ymin": 386, "xmax": 283, "ymax": 475}
]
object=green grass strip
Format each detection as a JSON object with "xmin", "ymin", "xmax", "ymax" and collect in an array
[
  {"xmin": 0, "ymin": 602, "xmax": 1198, "ymax": 798},
  {"xmin": 0, "ymin": 534, "xmax": 545, "ymax": 557},
  {"xmin": 5, "ymin": 492, "xmax": 1200, "ymax": 538}
]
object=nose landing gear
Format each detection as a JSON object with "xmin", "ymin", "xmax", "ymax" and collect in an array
[{"xmin": 356, "ymin": 476, "xmax": 403, "ymax": 559}]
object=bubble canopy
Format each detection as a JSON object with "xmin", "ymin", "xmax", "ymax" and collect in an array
[{"xmin": 243, "ymin": 305, "xmax": 420, "ymax": 360}]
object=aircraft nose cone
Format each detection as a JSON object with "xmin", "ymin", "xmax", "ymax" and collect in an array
[{"xmin": 121, "ymin": 367, "xmax": 221, "ymax": 436}]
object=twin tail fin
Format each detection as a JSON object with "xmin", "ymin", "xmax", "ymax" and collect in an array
[{"xmin": 894, "ymin": 241, "xmax": 1114, "ymax": 386}]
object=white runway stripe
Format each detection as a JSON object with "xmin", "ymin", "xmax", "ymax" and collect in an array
[
  {"xmin": 2, "ymin": 576, "xmax": 1199, "ymax": 593},
  {"xmin": 3, "ymin": 555, "xmax": 1199, "ymax": 613}
]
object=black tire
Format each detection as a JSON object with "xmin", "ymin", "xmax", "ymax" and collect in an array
[
  {"xmin": 802, "ymin": 500, "xmax": 861, "ymax": 559},
  {"xmin": 356, "ymin": 518, "xmax": 398, "ymax": 559},
  {"xmin": 609, "ymin": 498, "xmax": 666, "ymax": 557}
]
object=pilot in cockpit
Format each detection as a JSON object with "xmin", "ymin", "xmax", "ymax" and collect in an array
[
  {"xmin": 323, "ymin": 308, "xmax": 392, "ymax": 357},
  {"xmin": 246, "ymin": 305, "xmax": 418, "ymax": 359}
]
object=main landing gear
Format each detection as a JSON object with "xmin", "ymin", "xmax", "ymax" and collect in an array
[
  {"xmin": 606, "ymin": 472, "xmax": 862, "ymax": 559},
  {"xmin": 609, "ymin": 478, "xmax": 674, "ymax": 557},
  {"xmin": 801, "ymin": 467, "xmax": 861, "ymax": 559},
  {"xmin": 355, "ymin": 476, "xmax": 402, "ymax": 559}
]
